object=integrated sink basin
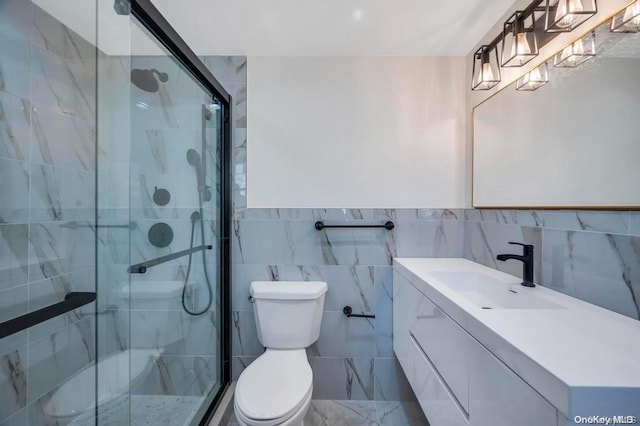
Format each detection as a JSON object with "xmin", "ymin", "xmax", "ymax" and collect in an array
[{"xmin": 426, "ymin": 270, "xmax": 565, "ymax": 310}]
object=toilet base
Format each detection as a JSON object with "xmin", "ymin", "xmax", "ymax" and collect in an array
[{"xmin": 234, "ymin": 389, "xmax": 311, "ymax": 426}]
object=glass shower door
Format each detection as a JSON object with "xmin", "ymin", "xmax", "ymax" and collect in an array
[{"xmin": 97, "ymin": 7, "xmax": 227, "ymax": 425}]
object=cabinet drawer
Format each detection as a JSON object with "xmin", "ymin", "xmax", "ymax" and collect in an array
[
  {"xmin": 407, "ymin": 334, "xmax": 469, "ymax": 426},
  {"xmin": 469, "ymin": 338, "xmax": 558, "ymax": 426},
  {"xmin": 408, "ymin": 283, "xmax": 471, "ymax": 413}
]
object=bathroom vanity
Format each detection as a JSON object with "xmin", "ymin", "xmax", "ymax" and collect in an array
[{"xmin": 393, "ymin": 258, "xmax": 640, "ymax": 426}]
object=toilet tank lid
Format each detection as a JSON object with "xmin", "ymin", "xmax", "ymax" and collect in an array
[{"xmin": 250, "ymin": 281, "xmax": 327, "ymax": 300}]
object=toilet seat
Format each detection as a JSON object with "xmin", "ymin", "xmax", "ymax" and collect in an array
[{"xmin": 235, "ymin": 349, "xmax": 312, "ymax": 424}]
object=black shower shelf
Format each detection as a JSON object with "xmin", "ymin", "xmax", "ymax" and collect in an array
[
  {"xmin": 0, "ymin": 292, "xmax": 96, "ymax": 339},
  {"xmin": 128, "ymin": 244, "xmax": 213, "ymax": 274}
]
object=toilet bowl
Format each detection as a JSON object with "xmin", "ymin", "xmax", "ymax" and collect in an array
[{"xmin": 234, "ymin": 281, "xmax": 327, "ymax": 426}]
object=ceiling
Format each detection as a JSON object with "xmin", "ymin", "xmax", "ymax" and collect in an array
[
  {"xmin": 34, "ymin": 0, "xmax": 517, "ymax": 56},
  {"xmin": 152, "ymin": 0, "xmax": 516, "ymax": 56}
]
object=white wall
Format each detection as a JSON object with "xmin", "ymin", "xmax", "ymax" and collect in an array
[{"xmin": 247, "ymin": 56, "xmax": 466, "ymax": 208}]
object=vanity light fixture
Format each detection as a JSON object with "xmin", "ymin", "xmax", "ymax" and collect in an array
[
  {"xmin": 553, "ymin": 31, "xmax": 596, "ymax": 67},
  {"xmin": 545, "ymin": 0, "xmax": 597, "ymax": 32},
  {"xmin": 611, "ymin": 0, "xmax": 640, "ymax": 33},
  {"xmin": 472, "ymin": 45, "xmax": 501, "ymax": 90},
  {"xmin": 502, "ymin": 11, "xmax": 539, "ymax": 67},
  {"xmin": 516, "ymin": 63, "xmax": 549, "ymax": 91}
]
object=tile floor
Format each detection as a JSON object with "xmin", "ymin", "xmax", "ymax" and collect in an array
[{"xmin": 226, "ymin": 400, "xmax": 429, "ymax": 426}]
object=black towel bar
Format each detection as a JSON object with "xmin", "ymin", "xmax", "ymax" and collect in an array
[{"xmin": 315, "ymin": 221, "xmax": 394, "ymax": 231}]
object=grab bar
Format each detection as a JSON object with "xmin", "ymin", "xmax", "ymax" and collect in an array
[
  {"xmin": 343, "ymin": 305, "xmax": 375, "ymax": 319},
  {"xmin": 315, "ymin": 221, "xmax": 394, "ymax": 231},
  {"xmin": 0, "ymin": 292, "xmax": 96, "ymax": 339},
  {"xmin": 128, "ymin": 244, "xmax": 213, "ymax": 273}
]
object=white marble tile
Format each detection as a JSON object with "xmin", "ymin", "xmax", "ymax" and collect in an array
[
  {"xmin": 305, "ymin": 400, "xmax": 379, "ymax": 426},
  {"xmin": 374, "ymin": 220, "xmax": 464, "ymax": 265},
  {"xmin": 542, "ymin": 210, "xmax": 629, "ymax": 234},
  {"xmin": 32, "ymin": 5, "xmax": 96, "ymax": 74},
  {"xmin": 309, "ymin": 311, "xmax": 374, "ymax": 358},
  {"xmin": 31, "ymin": 106, "xmax": 95, "ymax": 171},
  {"xmin": 373, "ymin": 358, "xmax": 415, "ymax": 402},
  {"xmin": 0, "ymin": 91, "xmax": 30, "ymax": 162},
  {"xmin": 0, "ymin": 346, "xmax": 28, "ymax": 423},
  {"xmin": 308, "ymin": 359, "xmax": 375, "ymax": 401},
  {"xmin": 30, "ymin": 164, "xmax": 95, "ymax": 222},
  {"xmin": 542, "ymin": 229, "xmax": 640, "ymax": 319},
  {"xmin": 464, "ymin": 209, "xmax": 543, "ymax": 227},
  {"xmin": 280, "ymin": 265, "xmax": 375, "ymax": 313},
  {"xmin": 231, "ymin": 311, "xmax": 264, "ymax": 357},
  {"xmin": 0, "ymin": 27, "xmax": 31, "ymax": 100},
  {"xmin": 28, "ymin": 222, "xmax": 96, "ymax": 282},
  {"xmin": 31, "ymin": 44, "xmax": 95, "ymax": 120},
  {"xmin": 0, "ymin": 159, "xmax": 29, "ymax": 223},
  {"xmin": 376, "ymin": 401, "xmax": 428, "ymax": 426},
  {"xmin": 374, "ymin": 312, "xmax": 393, "ymax": 358},
  {"xmin": 26, "ymin": 316, "xmax": 95, "ymax": 404},
  {"xmin": 0, "ymin": 224, "xmax": 29, "ymax": 291},
  {"xmin": 374, "ymin": 267, "xmax": 393, "ymax": 314},
  {"xmin": 0, "ymin": 0, "xmax": 32, "ymax": 40}
]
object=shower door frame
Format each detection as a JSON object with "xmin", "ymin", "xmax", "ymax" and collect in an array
[{"xmin": 128, "ymin": 1, "xmax": 232, "ymax": 424}]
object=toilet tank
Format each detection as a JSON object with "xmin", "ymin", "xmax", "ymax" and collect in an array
[{"xmin": 250, "ymin": 281, "xmax": 327, "ymax": 349}]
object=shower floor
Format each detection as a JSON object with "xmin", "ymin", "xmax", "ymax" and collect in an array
[
  {"xmin": 69, "ymin": 395, "xmax": 204, "ymax": 426},
  {"xmin": 225, "ymin": 400, "xmax": 428, "ymax": 426}
]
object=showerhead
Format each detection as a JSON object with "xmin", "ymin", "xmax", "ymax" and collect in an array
[
  {"xmin": 131, "ymin": 69, "xmax": 169, "ymax": 93},
  {"xmin": 186, "ymin": 149, "xmax": 201, "ymax": 167}
]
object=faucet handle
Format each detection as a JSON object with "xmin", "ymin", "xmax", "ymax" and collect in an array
[{"xmin": 508, "ymin": 241, "xmax": 533, "ymax": 253}]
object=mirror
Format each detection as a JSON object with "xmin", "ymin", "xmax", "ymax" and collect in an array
[{"xmin": 473, "ymin": 13, "xmax": 640, "ymax": 208}]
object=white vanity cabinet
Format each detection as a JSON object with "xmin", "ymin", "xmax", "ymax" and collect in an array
[{"xmin": 393, "ymin": 269, "xmax": 558, "ymax": 426}]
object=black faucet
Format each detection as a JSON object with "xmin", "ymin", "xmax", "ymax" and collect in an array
[{"xmin": 496, "ymin": 242, "xmax": 535, "ymax": 287}]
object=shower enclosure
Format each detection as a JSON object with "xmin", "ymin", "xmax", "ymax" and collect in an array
[{"xmin": 0, "ymin": 0, "xmax": 230, "ymax": 424}]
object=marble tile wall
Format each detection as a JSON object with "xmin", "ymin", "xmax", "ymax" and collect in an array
[
  {"xmin": 230, "ymin": 208, "xmax": 464, "ymax": 401},
  {"xmin": 463, "ymin": 209, "xmax": 640, "ymax": 321},
  {"xmin": 0, "ymin": 2, "xmax": 98, "ymax": 424}
]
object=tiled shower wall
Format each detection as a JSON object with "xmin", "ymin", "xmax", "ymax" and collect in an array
[
  {"xmin": 0, "ymin": 2, "xmax": 97, "ymax": 425},
  {"xmin": 463, "ymin": 209, "xmax": 640, "ymax": 320}
]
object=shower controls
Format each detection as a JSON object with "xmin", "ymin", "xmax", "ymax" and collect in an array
[
  {"xmin": 148, "ymin": 223, "xmax": 174, "ymax": 248},
  {"xmin": 153, "ymin": 186, "xmax": 171, "ymax": 206}
]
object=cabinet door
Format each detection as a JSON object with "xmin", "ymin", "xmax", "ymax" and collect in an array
[
  {"xmin": 407, "ymin": 335, "xmax": 469, "ymax": 426},
  {"xmin": 469, "ymin": 340, "xmax": 558, "ymax": 426},
  {"xmin": 408, "ymin": 283, "xmax": 470, "ymax": 413},
  {"xmin": 393, "ymin": 270, "xmax": 411, "ymax": 371}
]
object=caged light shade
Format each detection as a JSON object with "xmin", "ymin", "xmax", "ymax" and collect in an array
[
  {"xmin": 553, "ymin": 31, "xmax": 596, "ymax": 68},
  {"xmin": 611, "ymin": 0, "xmax": 640, "ymax": 33},
  {"xmin": 502, "ymin": 11, "xmax": 539, "ymax": 67},
  {"xmin": 545, "ymin": 0, "xmax": 597, "ymax": 32},
  {"xmin": 516, "ymin": 63, "xmax": 549, "ymax": 91},
  {"xmin": 472, "ymin": 45, "xmax": 501, "ymax": 90}
]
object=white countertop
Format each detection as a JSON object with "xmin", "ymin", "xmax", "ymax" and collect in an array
[{"xmin": 394, "ymin": 258, "xmax": 640, "ymax": 419}]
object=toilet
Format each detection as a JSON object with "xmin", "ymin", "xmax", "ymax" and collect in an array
[{"xmin": 234, "ymin": 281, "xmax": 328, "ymax": 426}]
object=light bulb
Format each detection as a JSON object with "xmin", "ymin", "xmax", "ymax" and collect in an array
[
  {"xmin": 623, "ymin": 1, "xmax": 640, "ymax": 27},
  {"xmin": 509, "ymin": 32, "xmax": 533, "ymax": 65},
  {"xmin": 481, "ymin": 62, "xmax": 494, "ymax": 83},
  {"xmin": 555, "ymin": 0, "xmax": 584, "ymax": 29}
]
